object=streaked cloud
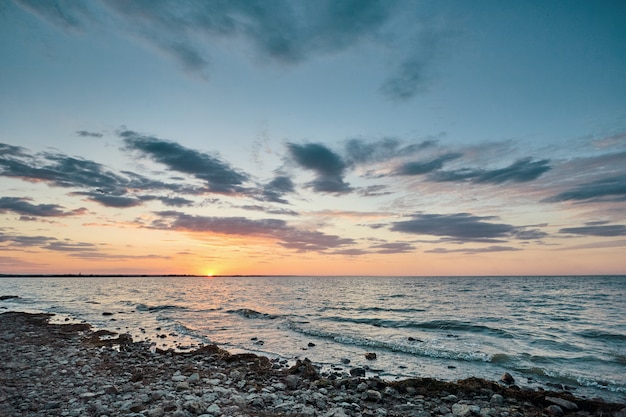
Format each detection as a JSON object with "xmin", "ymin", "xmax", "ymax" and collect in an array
[
  {"xmin": 151, "ymin": 210, "xmax": 354, "ymax": 253},
  {"xmin": 0, "ymin": 197, "xmax": 86, "ymax": 217},
  {"xmin": 430, "ymin": 158, "xmax": 552, "ymax": 184},
  {"xmin": 425, "ymin": 246, "xmax": 522, "ymax": 255},
  {"xmin": 120, "ymin": 130, "xmax": 249, "ymax": 195},
  {"xmin": 559, "ymin": 224, "xmax": 626, "ymax": 237}
]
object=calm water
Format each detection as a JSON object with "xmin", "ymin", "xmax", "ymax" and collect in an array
[{"xmin": 1, "ymin": 275, "xmax": 625, "ymax": 402}]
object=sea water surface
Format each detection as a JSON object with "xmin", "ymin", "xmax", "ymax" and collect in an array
[{"xmin": 1, "ymin": 275, "xmax": 625, "ymax": 402}]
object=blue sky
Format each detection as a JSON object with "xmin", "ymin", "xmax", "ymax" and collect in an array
[{"xmin": 1, "ymin": 0, "xmax": 625, "ymax": 275}]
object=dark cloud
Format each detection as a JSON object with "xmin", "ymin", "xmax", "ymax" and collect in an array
[
  {"xmin": 394, "ymin": 153, "xmax": 462, "ymax": 176},
  {"xmin": 0, "ymin": 141, "xmax": 201, "ymax": 208},
  {"xmin": 286, "ymin": 142, "xmax": 351, "ymax": 194},
  {"xmin": 76, "ymin": 130, "xmax": 103, "ymax": 138},
  {"xmin": 120, "ymin": 130, "xmax": 249, "ymax": 194},
  {"xmin": 513, "ymin": 229, "xmax": 549, "ymax": 240},
  {"xmin": 141, "ymin": 196, "xmax": 195, "ymax": 208},
  {"xmin": 240, "ymin": 205, "xmax": 300, "ymax": 217},
  {"xmin": 391, "ymin": 213, "xmax": 517, "ymax": 242},
  {"xmin": 153, "ymin": 211, "xmax": 353, "ymax": 252},
  {"xmin": 15, "ymin": 0, "xmax": 443, "ymax": 100},
  {"xmin": 45, "ymin": 241, "xmax": 96, "ymax": 252},
  {"xmin": 431, "ymin": 158, "xmax": 551, "ymax": 184},
  {"xmin": 559, "ymin": 224, "xmax": 626, "ymax": 237},
  {"xmin": 0, "ymin": 197, "xmax": 87, "ymax": 217},
  {"xmin": 546, "ymin": 174, "xmax": 626, "ymax": 203},
  {"xmin": 2, "ymin": 235, "xmax": 56, "ymax": 247},
  {"xmin": 343, "ymin": 137, "xmax": 437, "ymax": 165},
  {"xmin": 71, "ymin": 192, "xmax": 142, "ymax": 208},
  {"xmin": 371, "ymin": 242, "xmax": 416, "ymax": 254},
  {"xmin": 358, "ymin": 184, "xmax": 392, "ymax": 197},
  {"xmin": 425, "ymin": 246, "xmax": 521, "ymax": 254},
  {"xmin": 261, "ymin": 175, "xmax": 296, "ymax": 204}
]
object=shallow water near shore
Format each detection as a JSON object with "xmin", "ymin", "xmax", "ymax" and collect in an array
[{"xmin": 1, "ymin": 275, "xmax": 625, "ymax": 402}]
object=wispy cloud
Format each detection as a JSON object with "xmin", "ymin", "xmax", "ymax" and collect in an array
[
  {"xmin": 120, "ymin": 130, "xmax": 249, "ymax": 195},
  {"xmin": 14, "ymin": 0, "xmax": 447, "ymax": 100},
  {"xmin": 76, "ymin": 130, "xmax": 103, "ymax": 138},
  {"xmin": 390, "ymin": 212, "xmax": 542, "ymax": 244},
  {"xmin": 0, "ymin": 197, "xmax": 86, "ymax": 217},
  {"xmin": 546, "ymin": 174, "xmax": 626, "ymax": 203},
  {"xmin": 430, "ymin": 158, "xmax": 552, "ymax": 184},
  {"xmin": 152, "ymin": 210, "xmax": 354, "ymax": 253},
  {"xmin": 425, "ymin": 245, "xmax": 522, "ymax": 255},
  {"xmin": 559, "ymin": 224, "xmax": 626, "ymax": 237}
]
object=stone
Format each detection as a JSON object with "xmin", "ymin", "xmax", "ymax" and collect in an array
[
  {"xmin": 187, "ymin": 372, "xmax": 200, "ymax": 383},
  {"xmin": 490, "ymin": 394, "xmax": 504, "ymax": 405},
  {"xmin": 365, "ymin": 352, "xmax": 377, "ymax": 360},
  {"xmin": 546, "ymin": 404, "xmax": 564, "ymax": 416},
  {"xmin": 364, "ymin": 389, "xmax": 382, "ymax": 402},
  {"xmin": 545, "ymin": 396, "xmax": 578, "ymax": 411},
  {"xmin": 451, "ymin": 403, "xmax": 480, "ymax": 416},
  {"xmin": 350, "ymin": 367, "xmax": 366, "ymax": 377},
  {"xmin": 500, "ymin": 372, "xmax": 515, "ymax": 384},
  {"xmin": 284, "ymin": 374, "xmax": 300, "ymax": 389}
]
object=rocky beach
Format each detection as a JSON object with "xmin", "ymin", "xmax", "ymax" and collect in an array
[{"xmin": 1, "ymin": 311, "xmax": 625, "ymax": 417}]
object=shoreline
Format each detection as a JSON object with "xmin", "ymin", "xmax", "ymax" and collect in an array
[{"xmin": 1, "ymin": 311, "xmax": 624, "ymax": 417}]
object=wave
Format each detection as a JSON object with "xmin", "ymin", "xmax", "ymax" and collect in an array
[
  {"xmin": 135, "ymin": 303, "xmax": 187, "ymax": 312},
  {"xmin": 576, "ymin": 329, "xmax": 626, "ymax": 342},
  {"xmin": 320, "ymin": 316, "xmax": 513, "ymax": 338},
  {"xmin": 320, "ymin": 306, "xmax": 426, "ymax": 314},
  {"xmin": 226, "ymin": 308, "xmax": 279, "ymax": 320},
  {"xmin": 287, "ymin": 322, "xmax": 493, "ymax": 362}
]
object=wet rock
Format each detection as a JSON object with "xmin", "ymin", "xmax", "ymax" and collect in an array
[
  {"xmin": 546, "ymin": 404, "xmax": 564, "ymax": 416},
  {"xmin": 350, "ymin": 367, "xmax": 366, "ymax": 377},
  {"xmin": 364, "ymin": 389, "xmax": 382, "ymax": 402},
  {"xmin": 545, "ymin": 396, "xmax": 578, "ymax": 411},
  {"xmin": 365, "ymin": 352, "xmax": 377, "ymax": 360},
  {"xmin": 490, "ymin": 394, "xmax": 504, "ymax": 405},
  {"xmin": 451, "ymin": 403, "xmax": 480, "ymax": 416},
  {"xmin": 500, "ymin": 372, "xmax": 515, "ymax": 385},
  {"xmin": 0, "ymin": 295, "xmax": 19, "ymax": 300}
]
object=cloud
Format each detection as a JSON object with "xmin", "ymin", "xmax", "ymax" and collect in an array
[
  {"xmin": 152, "ymin": 211, "xmax": 354, "ymax": 252},
  {"xmin": 431, "ymin": 158, "xmax": 551, "ymax": 184},
  {"xmin": 261, "ymin": 175, "xmax": 296, "ymax": 204},
  {"xmin": 0, "ymin": 141, "xmax": 205, "ymax": 208},
  {"xmin": 425, "ymin": 245, "xmax": 522, "ymax": 254},
  {"xmin": 121, "ymin": 130, "xmax": 249, "ymax": 194},
  {"xmin": 0, "ymin": 197, "xmax": 87, "ymax": 217},
  {"xmin": 45, "ymin": 241, "xmax": 96, "ymax": 252},
  {"xmin": 371, "ymin": 242, "xmax": 416, "ymax": 254},
  {"xmin": 15, "ymin": 0, "xmax": 445, "ymax": 100},
  {"xmin": 546, "ymin": 174, "xmax": 626, "ymax": 203},
  {"xmin": 390, "ymin": 213, "xmax": 518, "ymax": 242},
  {"xmin": 14, "ymin": 0, "xmax": 93, "ymax": 30},
  {"xmin": 394, "ymin": 153, "xmax": 462, "ymax": 176},
  {"xmin": 286, "ymin": 142, "xmax": 351, "ymax": 194},
  {"xmin": 76, "ymin": 130, "xmax": 103, "ymax": 138},
  {"xmin": 559, "ymin": 224, "xmax": 626, "ymax": 237},
  {"xmin": 343, "ymin": 137, "xmax": 436, "ymax": 165}
]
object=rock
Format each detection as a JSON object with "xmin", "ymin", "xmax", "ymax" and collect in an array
[
  {"xmin": 102, "ymin": 312, "xmax": 114, "ymax": 316},
  {"xmin": 490, "ymin": 394, "xmax": 504, "ymax": 405},
  {"xmin": 443, "ymin": 394, "xmax": 458, "ymax": 402},
  {"xmin": 187, "ymin": 372, "xmax": 200, "ymax": 383},
  {"xmin": 341, "ymin": 358, "xmax": 351, "ymax": 364},
  {"xmin": 350, "ymin": 367, "xmax": 366, "ymax": 377},
  {"xmin": 546, "ymin": 404, "xmax": 564, "ymax": 416},
  {"xmin": 451, "ymin": 403, "xmax": 480, "ymax": 416},
  {"xmin": 284, "ymin": 374, "xmax": 300, "ymax": 389},
  {"xmin": 365, "ymin": 352, "xmax": 377, "ymax": 360},
  {"xmin": 363, "ymin": 389, "xmax": 382, "ymax": 402},
  {"xmin": 308, "ymin": 342, "xmax": 316, "ymax": 347},
  {"xmin": 206, "ymin": 403, "xmax": 221, "ymax": 415},
  {"xmin": 545, "ymin": 396, "xmax": 578, "ymax": 411},
  {"xmin": 356, "ymin": 382, "xmax": 368, "ymax": 392},
  {"xmin": 0, "ymin": 295, "xmax": 19, "ymax": 300},
  {"xmin": 500, "ymin": 372, "xmax": 515, "ymax": 384}
]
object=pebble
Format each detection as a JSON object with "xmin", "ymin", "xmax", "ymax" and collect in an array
[{"xmin": 1, "ymin": 311, "xmax": 623, "ymax": 417}]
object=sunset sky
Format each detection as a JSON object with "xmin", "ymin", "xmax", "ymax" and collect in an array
[{"xmin": 1, "ymin": 0, "xmax": 625, "ymax": 276}]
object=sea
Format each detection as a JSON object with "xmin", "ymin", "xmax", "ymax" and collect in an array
[{"xmin": 1, "ymin": 275, "xmax": 625, "ymax": 403}]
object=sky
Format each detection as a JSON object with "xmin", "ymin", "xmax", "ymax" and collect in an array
[{"xmin": 1, "ymin": 0, "xmax": 625, "ymax": 276}]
